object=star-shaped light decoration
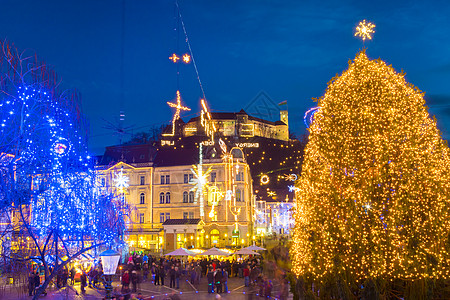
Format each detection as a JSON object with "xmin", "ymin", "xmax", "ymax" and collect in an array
[
  {"xmin": 113, "ymin": 167, "xmax": 129, "ymax": 195},
  {"xmin": 283, "ymin": 174, "xmax": 298, "ymax": 181},
  {"xmin": 267, "ymin": 190, "xmax": 276, "ymax": 197},
  {"xmin": 355, "ymin": 20, "xmax": 376, "ymax": 41},
  {"xmin": 166, "ymin": 90, "xmax": 191, "ymax": 136},
  {"xmin": 182, "ymin": 53, "xmax": 191, "ymax": 63}
]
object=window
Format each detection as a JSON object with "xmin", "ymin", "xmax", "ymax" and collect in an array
[
  {"xmin": 184, "ymin": 174, "xmax": 189, "ymax": 184},
  {"xmin": 160, "ymin": 213, "xmax": 165, "ymax": 223},
  {"xmin": 189, "ymin": 212, "xmax": 194, "ymax": 219},
  {"xmin": 189, "ymin": 191, "xmax": 194, "ymax": 203},
  {"xmin": 160, "ymin": 175, "xmax": 165, "ymax": 184},
  {"xmin": 165, "ymin": 192, "xmax": 171, "ymax": 204},
  {"xmin": 140, "ymin": 193, "xmax": 145, "ymax": 204},
  {"xmin": 189, "ymin": 174, "xmax": 193, "ymax": 182},
  {"xmin": 140, "ymin": 176, "xmax": 145, "ymax": 185},
  {"xmin": 165, "ymin": 175, "xmax": 170, "ymax": 184},
  {"xmin": 210, "ymin": 172, "xmax": 216, "ymax": 183},
  {"xmin": 236, "ymin": 172, "xmax": 244, "ymax": 181},
  {"xmin": 139, "ymin": 213, "xmax": 144, "ymax": 223},
  {"xmin": 159, "ymin": 192, "xmax": 165, "ymax": 204},
  {"xmin": 236, "ymin": 189, "xmax": 242, "ymax": 202},
  {"xmin": 165, "ymin": 213, "xmax": 170, "ymax": 220},
  {"xmin": 183, "ymin": 212, "xmax": 188, "ymax": 219},
  {"xmin": 183, "ymin": 191, "xmax": 188, "ymax": 203},
  {"xmin": 101, "ymin": 177, "xmax": 106, "ymax": 187}
]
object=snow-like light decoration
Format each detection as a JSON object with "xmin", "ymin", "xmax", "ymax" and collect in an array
[
  {"xmin": 182, "ymin": 54, "xmax": 191, "ymax": 63},
  {"xmin": 190, "ymin": 144, "xmax": 212, "ymax": 218},
  {"xmin": 355, "ymin": 19, "xmax": 375, "ymax": 41},
  {"xmin": 164, "ymin": 90, "xmax": 191, "ymax": 136},
  {"xmin": 260, "ymin": 174, "xmax": 269, "ymax": 185},
  {"xmin": 113, "ymin": 167, "xmax": 129, "ymax": 195},
  {"xmin": 288, "ymin": 185, "xmax": 300, "ymax": 193}
]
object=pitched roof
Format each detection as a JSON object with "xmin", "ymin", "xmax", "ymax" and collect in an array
[
  {"xmin": 162, "ymin": 218, "xmax": 202, "ymax": 226},
  {"xmin": 97, "ymin": 143, "xmax": 158, "ymax": 165}
]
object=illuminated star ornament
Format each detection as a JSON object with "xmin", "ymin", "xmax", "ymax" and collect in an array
[
  {"xmin": 355, "ymin": 20, "xmax": 376, "ymax": 41},
  {"xmin": 166, "ymin": 90, "xmax": 191, "ymax": 136},
  {"xmin": 113, "ymin": 167, "xmax": 129, "ymax": 194}
]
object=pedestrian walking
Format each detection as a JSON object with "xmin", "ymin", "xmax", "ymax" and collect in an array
[{"xmin": 80, "ymin": 271, "xmax": 87, "ymax": 294}]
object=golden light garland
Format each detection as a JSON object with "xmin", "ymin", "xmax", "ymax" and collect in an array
[{"xmin": 291, "ymin": 51, "xmax": 450, "ymax": 284}]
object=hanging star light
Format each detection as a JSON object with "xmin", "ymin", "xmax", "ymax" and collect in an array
[
  {"xmin": 182, "ymin": 53, "xmax": 191, "ymax": 63},
  {"xmin": 355, "ymin": 20, "xmax": 376, "ymax": 41},
  {"xmin": 165, "ymin": 90, "xmax": 191, "ymax": 136},
  {"xmin": 113, "ymin": 167, "xmax": 129, "ymax": 195},
  {"xmin": 268, "ymin": 190, "xmax": 276, "ymax": 197}
]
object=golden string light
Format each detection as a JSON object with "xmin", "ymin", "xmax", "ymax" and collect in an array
[
  {"xmin": 355, "ymin": 19, "xmax": 375, "ymax": 41},
  {"xmin": 164, "ymin": 90, "xmax": 191, "ymax": 136}
]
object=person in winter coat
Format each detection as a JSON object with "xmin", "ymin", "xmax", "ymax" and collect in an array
[
  {"xmin": 207, "ymin": 267, "xmax": 214, "ymax": 293},
  {"xmin": 80, "ymin": 271, "xmax": 87, "ymax": 294},
  {"xmin": 154, "ymin": 264, "xmax": 160, "ymax": 285},
  {"xmin": 28, "ymin": 272, "xmax": 35, "ymax": 296},
  {"xmin": 214, "ymin": 268, "xmax": 223, "ymax": 294},
  {"xmin": 131, "ymin": 269, "xmax": 138, "ymax": 292},
  {"xmin": 169, "ymin": 266, "xmax": 176, "ymax": 288},
  {"xmin": 159, "ymin": 265, "xmax": 166, "ymax": 286},
  {"xmin": 121, "ymin": 270, "xmax": 130, "ymax": 292}
]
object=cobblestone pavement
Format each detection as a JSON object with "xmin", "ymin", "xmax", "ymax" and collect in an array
[{"xmin": 1, "ymin": 275, "xmax": 292, "ymax": 300}]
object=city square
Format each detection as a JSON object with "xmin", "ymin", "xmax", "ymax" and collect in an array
[{"xmin": 1, "ymin": 1, "xmax": 450, "ymax": 299}]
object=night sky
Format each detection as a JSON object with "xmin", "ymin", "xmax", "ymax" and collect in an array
[{"xmin": 1, "ymin": 0, "xmax": 449, "ymax": 154}]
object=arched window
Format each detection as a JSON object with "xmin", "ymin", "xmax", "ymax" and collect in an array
[
  {"xmin": 236, "ymin": 189, "xmax": 241, "ymax": 202},
  {"xmin": 189, "ymin": 191, "xmax": 194, "ymax": 203},
  {"xmin": 140, "ymin": 193, "xmax": 145, "ymax": 204},
  {"xmin": 165, "ymin": 192, "xmax": 171, "ymax": 204},
  {"xmin": 183, "ymin": 191, "xmax": 188, "ymax": 203},
  {"xmin": 159, "ymin": 192, "xmax": 165, "ymax": 204}
]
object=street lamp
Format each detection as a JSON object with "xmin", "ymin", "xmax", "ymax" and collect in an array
[{"xmin": 99, "ymin": 249, "xmax": 121, "ymax": 300}]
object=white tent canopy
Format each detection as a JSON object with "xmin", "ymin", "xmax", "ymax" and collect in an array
[
  {"xmin": 233, "ymin": 248, "xmax": 260, "ymax": 256},
  {"xmin": 244, "ymin": 245, "xmax": 266, "ymax": 251},
  {"xmin": 165, "ymin": 248, "xmax": 196, "ymax": 256},
  {"xmin": 197, "ymin": 247, "xmax": 229, "ymax": 256}
]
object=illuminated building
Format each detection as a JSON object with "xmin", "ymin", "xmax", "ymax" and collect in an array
[{"xmin": 96, "ymin": 142, "xmax": 254, "ymax": 251}]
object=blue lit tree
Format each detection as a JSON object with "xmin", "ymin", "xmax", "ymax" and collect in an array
[{"xmin": 0, "ymin": 41, "xmax": 127, "ymax": 299}]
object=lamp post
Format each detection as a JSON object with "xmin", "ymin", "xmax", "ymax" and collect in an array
[{"xmin": 99, "ymin": 249, "xmax": 121, "ymax": 300}]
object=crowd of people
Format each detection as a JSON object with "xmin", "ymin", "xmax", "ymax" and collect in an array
[{"xmin": 27, "ymin": 250, "xmax": 289, "ymax": 300}]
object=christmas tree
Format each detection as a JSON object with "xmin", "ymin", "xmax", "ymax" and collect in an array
[{"xmin": 291, "ymin": 51, "xmax": 450, "ymax": 298}]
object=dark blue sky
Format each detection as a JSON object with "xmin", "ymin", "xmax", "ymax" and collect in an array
[{"xmin": 1, "ymin": 0, "xmax": 450, "ymax": 154}]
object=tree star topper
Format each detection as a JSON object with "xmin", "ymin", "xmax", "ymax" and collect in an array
[
  {"xmin": 355, "ymin": 20, "xmax": 375, "ymax": 41},
  {"xmin": 166, "ymin": 90, "xmax": 191, "ymax": 136}
]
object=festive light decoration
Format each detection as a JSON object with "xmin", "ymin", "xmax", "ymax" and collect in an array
[
  {"xmin": 355, "ymin": 19, "xmax": 375, "ymax": 41},
  {"xmin": 283, "ymin": 173, "xmax": 298, "ymax": 181},
  {"xmin": 0, "ymin": 42, "xmax": 126, "ymax": 297},
  {"xmin": 169, "ymin": 53, "xmax": 180, "ymax": 63},
  {"xmin": 164, "ymin": 90, "xmax": 191, "ymax": 136},
  {"xmin": 190, "ymin": 144, "xmax": 212, "ymax": 218},
  {"xmin": 291, "ymin": 50, "xmax": 450, "ymax": 296},
  {"xmin": 182, "ymin": 53, "xmax": 191, "ymax": 63},
  {"xmin": 113, "ymin": 167, "xmax": 129, "ymax": 195},
  {"xmin": 260, "ymin": 174, "xmax": 270, "ymax": 185}
]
